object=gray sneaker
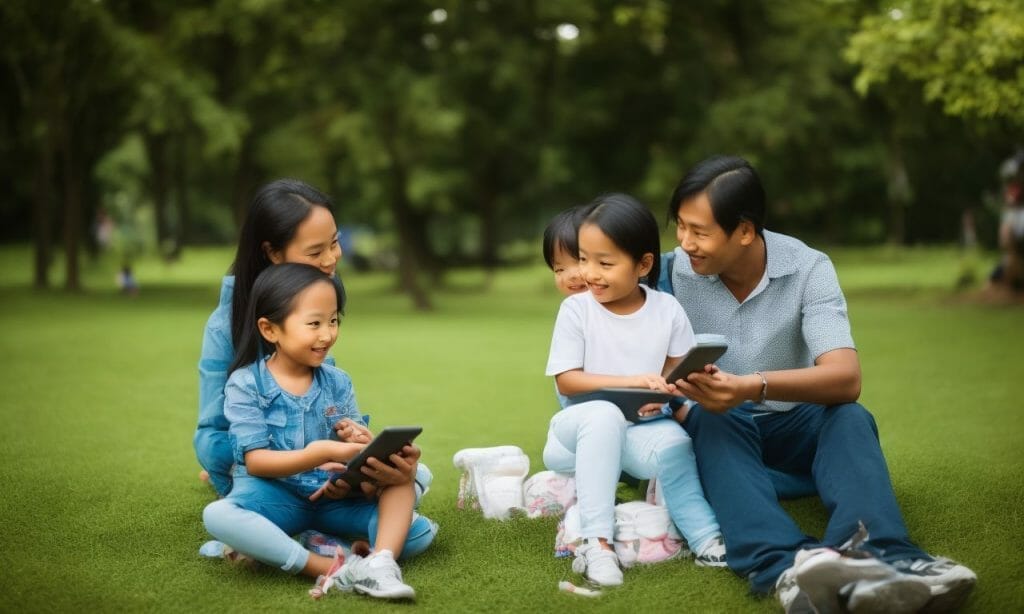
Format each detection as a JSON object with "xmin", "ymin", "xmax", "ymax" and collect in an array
[
  {"xmin": 891, "ymin": 556, "xmax": 977, "ymax": 613},
  {"xmin": 791, "ymin": 547, "xmax": 930, "ymax": 614},
  {"xmin": 841, "ymin": 575, "xmax": 933, "ymax": 614},
  {"xmin": 331, "ymin": 549, "xmax": 415, "ymax": 600},
  {"xmin": 775, "ymin": 564, "xmax": 816, "ymax": 614}
]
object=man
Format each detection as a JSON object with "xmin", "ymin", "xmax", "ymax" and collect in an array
[{"xmin": 663, "ymin": 155, "xmax": 976, "ymax": 612}]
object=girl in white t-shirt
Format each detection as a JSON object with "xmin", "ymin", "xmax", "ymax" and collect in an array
[{"xmin": 544, "ymin": 193, "xmax": 725, "ymax": 586}]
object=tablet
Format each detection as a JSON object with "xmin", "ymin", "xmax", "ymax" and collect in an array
[
  {"xmin": 334, "ymin": 426, "xmax": 423, "ymax": 486},
  {"xmin": 566, "ymin": 388, "xmax": 675, "ymax": 423},
  {"xmin": 664, "ymin": 337, "xmax": 728, "ymax": 384}
]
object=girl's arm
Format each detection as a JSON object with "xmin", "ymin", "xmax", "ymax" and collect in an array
[
  {"xmin": 244, "ymin": 439, "xmax": 365, "ymax": 478},
  {"xmin": 555, "ymin": 368, "xmax": 673, "ymax": 396}
]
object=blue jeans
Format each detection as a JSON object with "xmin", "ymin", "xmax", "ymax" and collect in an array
[
  {"xmin": 203, "ymin": 476, "xmax": 436, "ymax": 574},
  {"xmin": 683, "ymin": 402, "xmax": 927, "ymax": 593},
  {"xmin": 544, "ymin": 400, "xmax": 721, "ymax": 553}
]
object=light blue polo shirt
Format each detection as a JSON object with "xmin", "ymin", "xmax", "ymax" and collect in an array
[{"xmin": 663, "ymin": 230, "xmax": 855, "ymax": 413}]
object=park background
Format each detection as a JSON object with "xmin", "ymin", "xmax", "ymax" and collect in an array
[{"xmin": 1, "ymin": 1, "xmax": 1022, "ymax": 612}]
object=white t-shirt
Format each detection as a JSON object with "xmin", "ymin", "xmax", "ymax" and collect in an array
[{"xmin": 545, "ymin": 287, "xmax": 696, "ymax": 378}]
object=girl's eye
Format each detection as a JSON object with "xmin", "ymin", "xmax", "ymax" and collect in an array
[
  {"xmin": 308, "ymin": 320, "xmax": 320, "ymax": 327},
  {"xmin": 330, "ymin": 317, "xmax": 339, "ymax": 325}
]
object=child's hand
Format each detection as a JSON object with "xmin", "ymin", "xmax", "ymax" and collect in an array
[
  {"xmin": 334, "ymin": 418, "xmax": 372, "ymax": 444},
  {"xmin": 636, "ymin": 373, "xmax": 673, "ymax": 393},
  {"xmin": 361, "ymin": 444, "xmax": 420, "ymax": 487},
  {"xmin": 637, "ymin": 402, "xmax": 669, "ymax": 419}
]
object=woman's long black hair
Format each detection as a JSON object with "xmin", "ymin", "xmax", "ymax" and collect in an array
[
  {"xmin": 229, "ymin": 263, "xmax": 347, "ymax": 374},
  {"xmin": 229, "ymin": 179, "xmax": 335, "ymax": 350}
]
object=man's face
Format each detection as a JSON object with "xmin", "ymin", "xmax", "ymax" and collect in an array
[{"xmin": 674, "ymin": 192, "xmax": 749, "ymax": 277}]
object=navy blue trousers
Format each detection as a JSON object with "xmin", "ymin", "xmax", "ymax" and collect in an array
[{"xmin": 683, "ymin": 402, "xmax": 927, "ymax": 593}]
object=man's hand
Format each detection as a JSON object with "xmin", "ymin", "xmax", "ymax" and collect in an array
[
  {"xmin": 308, "ymin": 461, "xmax": 353, "ymax": 501},
  {"xmin": 672, "ymin": 366, "xmax": 755, "ymax": 413},
  {"xmin": 360, "ymin": 444, "xmax": 421, "ymax": 487}
]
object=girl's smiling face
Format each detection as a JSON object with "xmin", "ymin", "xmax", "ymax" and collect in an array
[
  {"xmin": 578, "ymin": 222, "xmax": 652, "ymax": 314},
  {"xmin": 260, "ymin": 280, "xmax": 340, "ymax": 372}
]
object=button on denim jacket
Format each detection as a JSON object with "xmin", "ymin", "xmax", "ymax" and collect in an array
[{"xmin": 224, "ymin": 356, "xmax": 365, "ymax": 498}]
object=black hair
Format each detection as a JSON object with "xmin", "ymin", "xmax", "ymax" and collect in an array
[
  {"xmin": 230, "ymin": 179, "xmax": 335, "ymax": 349},
  {"xmin": 542, "ymin": 205, "xmax": 589, "ymax": 269},
  {"xmin": 581, "ymin": 193, "xmax": 661, "ymax": 288},
  {"xmin": 229, "ymin": 263, "xmax": 347, "ymax": 374},
  {"xmin": 667, "ymin": 155, "xmax": 766, "ymax": 236}
]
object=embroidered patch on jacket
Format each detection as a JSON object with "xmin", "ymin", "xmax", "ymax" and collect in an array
[{"xmin": 324, "ymin": 405, "xmax": 339, "ymax": 418}]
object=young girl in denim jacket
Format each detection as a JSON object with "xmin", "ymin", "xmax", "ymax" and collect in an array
[
  {"xmin": 543, "ymin": 194, "xmax": 726, "ymax": 587},
  {"xmin": 202, "ymin": 263, "xmax": 433, "ymax": 600},
  {"xmin": 194, "ymin": 179, "xmax": 431, "ymax": 501}
]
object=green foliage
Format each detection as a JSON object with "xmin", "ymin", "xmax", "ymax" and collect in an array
[
  {"xmin": 847, "ymin": 0, "xmax": 1024, "ymax": 126},
  {"xmin": 2, "ymin": 1, "xmax": 1021, "ymax": 296}
]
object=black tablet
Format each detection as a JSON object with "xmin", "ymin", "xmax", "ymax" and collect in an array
[
  {"xmin": 566, "ymin": 388, "xmax": 675, "ymax": 423},
  {"xmin": 664, "ymin": 339, "xmax": 728, "ymax": 384},
  {"xmin": 335, "ymin": 426, "xmax": 423, "ymax": 486}
]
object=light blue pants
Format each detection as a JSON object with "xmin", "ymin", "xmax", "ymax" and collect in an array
[
  {"xmin": 543, "ymin": 400, "xmax": 720, "ymax": 553},
  {"xmin": 203, "ymin": 475, "xmax": 437, "ymax": 574}
]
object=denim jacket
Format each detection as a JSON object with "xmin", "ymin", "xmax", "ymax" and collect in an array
[
  {"xmin": 195, "ymin": 276, "xmax": 337, "ymax": 494},
  {"xmin": 224, "ymin": 356, "xmax": 365, "ymax": 498}
]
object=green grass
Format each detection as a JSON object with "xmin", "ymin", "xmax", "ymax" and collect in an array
[{"xmin": 0, "ymin": 244, "xmax": 1021, "ymax": 613}]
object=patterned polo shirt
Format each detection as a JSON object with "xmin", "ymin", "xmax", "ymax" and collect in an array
[{"xmin": 663, "ymin": 230, "xmax": 855, "ymax": 413}]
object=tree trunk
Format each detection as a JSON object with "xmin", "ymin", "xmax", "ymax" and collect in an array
[
  {"xmin": 31, "ymin": 136, "xmax": 55, "ymax": 289},
  {"xmin": 379, "ymin": 110, "xmax": 432, "ymax": 311},
  {"xmin": 59, "ymin": 118, "xmax": 82, "ymax": 292},
  {"xmin": 232, "ymin": 134, "xmax": 258, "ymax": 229},
  {"xmin": 885, "ymin": 137, "xmax": 911, "ymax": 246},
  {"xmin": 171, "ymin": 134, "xmax": 188, "ymax": 257},
  {"xmin": 144, "ymin": 130, "xmax": 172, "ymax": 259},
  {"xmin": 477, "ymin": 159, "xmax": 500, "ymax": 274}
]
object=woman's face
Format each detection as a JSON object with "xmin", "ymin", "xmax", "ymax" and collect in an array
[{"xmin": 267, "ymin": 206, "xmax": 342, "ymax": 275}]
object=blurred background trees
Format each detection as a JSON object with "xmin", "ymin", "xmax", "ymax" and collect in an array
[{"xmin": 2, "ymin": 0, "xmax": 1021, "ymax": 306}]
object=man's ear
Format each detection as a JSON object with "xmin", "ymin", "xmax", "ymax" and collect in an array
[
  {"xmin": 638, "ymin": 252, "xmax": 655, "ymax": 278},
  {"xmin": 738, "ymin": 220, "xmax": 757, "ymax": 247},
  {"xmin": 263, "ymin": 241, "xmax": 283, "ymax": 265},
  {"xmin": 257, "ymin": 317, "xmax": 278, "ymax": 344}
]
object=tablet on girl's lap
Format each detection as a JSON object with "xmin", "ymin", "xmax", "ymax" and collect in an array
[{"xmin": 566, "ymin": 388, "xmax": 674, "ymax": 423}]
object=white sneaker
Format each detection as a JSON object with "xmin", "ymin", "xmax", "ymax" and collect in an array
[
  {"xmin": 331, "ymin": 549, "xmax": 415, "ymax": 600},
  {"xmin": 453, "ymin": 446, "xmax": 529, "ymax": 519},
  {"xmin": 572, "ymin": 540, "xmax": 624, "ymax": 587},
  {"xmin": 694, "ymin": 535, "xmax": 728, "ymax": 568}
]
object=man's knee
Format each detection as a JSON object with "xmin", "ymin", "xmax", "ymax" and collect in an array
[{"xmin": 824, "ymin": 402, "xmax": 879, "ymax": 438}]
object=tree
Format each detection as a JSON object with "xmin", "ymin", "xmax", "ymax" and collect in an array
[{"xmin": 846, "ymin": 0, "xmax": 1024, "ymax": 127}]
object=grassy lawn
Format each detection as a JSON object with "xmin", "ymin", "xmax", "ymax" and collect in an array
[{"xmin": 0, "ymin": 244, "xmax": 1021, "ymax": 613}]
